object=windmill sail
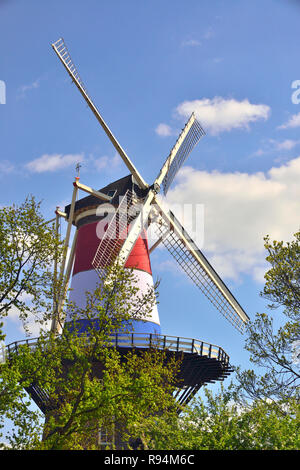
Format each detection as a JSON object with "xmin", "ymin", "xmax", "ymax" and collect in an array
[
  {"xmin": 92, "ymin": 188, "xmax": 155, "ymax": 272},
  {"xmin": 52, "ymin": 37, "xmax": 248, "ymax": 334},
  {"xmin": 155, "ymin": 114, "xmax": 205, "ymax": 196},
  {"xmin": 154, "ymin": 202, "xmax": 249, "ymax": 333},
  {"xmin": 92, "ymin": 190, "xmax": 136, "ymax": 272},
  {"xmin": 52, "ymin": 38, "xmax": 148, "ymax": 190},
  {"xmin": 44, "ymin": 37, "xmax": 248, "ymax": 418}
]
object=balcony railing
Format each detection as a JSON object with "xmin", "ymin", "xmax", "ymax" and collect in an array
[{"xmin": 3, "ymin": 333, "xmax": 230, "ymax": 365}]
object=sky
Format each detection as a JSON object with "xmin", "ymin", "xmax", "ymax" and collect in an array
[{"xmin": 0, "ymin": 0, "xmax": 300, "ymax": 422}]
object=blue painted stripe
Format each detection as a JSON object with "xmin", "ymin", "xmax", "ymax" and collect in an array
[{"xmin": 64, "ymin": 318, "xmax": 161, "ymax": 336}]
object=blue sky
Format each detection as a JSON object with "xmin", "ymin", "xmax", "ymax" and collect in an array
[{"xmin": 1, "ymin": 0, "xmax": 300, "ymax": 394}]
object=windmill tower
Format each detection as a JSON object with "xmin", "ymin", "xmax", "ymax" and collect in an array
[
  {"xmin": 61, "ymin": 175, "xmax": 161, "ymax": 337},
  {"xmin": 5, "ymin": 38, "xmax": 249, "ymax": 448}
]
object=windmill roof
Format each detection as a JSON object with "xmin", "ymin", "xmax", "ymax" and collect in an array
[{"xmin": 64, "ymin": 174, "xmax": 147, "ymax": 220}]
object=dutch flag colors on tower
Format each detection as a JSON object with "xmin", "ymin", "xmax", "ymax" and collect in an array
[{"xmin": 64, "ymin": 176, "xmax": 161, "ymax": 336}]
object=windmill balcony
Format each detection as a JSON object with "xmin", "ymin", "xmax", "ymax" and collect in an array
[{"xmin": 3, "ymin": 333, "xmax": 233, "ymax": 412}]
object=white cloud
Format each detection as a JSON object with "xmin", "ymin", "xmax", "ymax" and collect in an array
[
  {"xmin": 164, "ymin": 156, "xmax": 300, "ymax": 283},
  {"xmin": 25, "ymin": 151, "xmax": 122, "ymax": 176},
  {"xmin": 181, "ymin": 39, "xmax": 202, "ymax": 47},
  {"xmin": 176, "ymin": 97, "xmax": 270, "ymax": 135},
  {"xmin": 253, "ymin": 138, "xmax": 300, "ymax": 157},
  {"xmin": 155, "ymin": 123, "xmax": 173, "ymax": 137},
  {"xmin": 17, "ymin": 78, "xmax": 40, "ymax": 99},
  {"xmin": 0, "ymin": 160, "xmax": 15, "ymax": 174},
  {"xmin": 271, "ymin": 139, "xmax": 300, "ymax": 151},
  {"xmin": 3, "ymin": 292, "xmax": 50, "ymax": 337},
  {"xmin": 92, "ymin": 153, "xmax": 121, "ymax": 172},
  {"xmin": 212, "ymin": 57, "xmax": 223, "ymax": 64},
  {"xmin": 180, "ymin": 26, "xmax": 215, "ymax": 50},
  {"xmin": 278, "ymin": 112, "xmax": 300, "ymax": 130},
  {"xmin": 252, "ymin": 148, "xmax": 267, "ymax": 157},
  {"xmin": 203, "ymin": 27, "xmax": 215, "ymax": 40},
  {"xmin": 26, "ymin": 153, "xmax": 84, "ymax": 173}
]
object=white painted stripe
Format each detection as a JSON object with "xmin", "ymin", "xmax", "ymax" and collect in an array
[{"xmin": 66, "ymin": 269, "xmax": 160, "ymax": 325}]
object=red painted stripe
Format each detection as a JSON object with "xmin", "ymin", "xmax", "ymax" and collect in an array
[
  {"xmin": 72, "ymin": 221, "xmax": 152, "ymax": 276},
  {"xmin": 125, "ymin": 232, "xmax": 151, "ymax": 273}
]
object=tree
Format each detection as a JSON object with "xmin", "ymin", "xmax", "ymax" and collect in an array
[
  {"xmin": 146, "ymin": 385, "xmax": 299, "ymax": 450},
  {"xmin": 262, "ymin": 231, "xmax": 300, "ymax": 320},
  {"xmin": 138, "ymin": 230, "xmax": 300, "ymax": 450},
  {"xmin": 235, "ymin": 230, "xmax": 300, "ymax": 404},
  {"xmin": 0, "ymin": 196, "xmax": 180, "ymax": 450},
  {"xmin": 3, "ymin": 198, "xmax": 298, "ymax": 450},
  {"xmin": 0, "ymin": 263, "xmax": 180, "ymax": 450},
  {"xmin": 0, "ymin": 196, "xmax": 62, "ymax": 337}
]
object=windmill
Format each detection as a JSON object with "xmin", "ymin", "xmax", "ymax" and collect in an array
[
  {"xmin": 51, "ymin": 37, "xmax": 249, "ymax": 339},
  {"xmin": 2, "ymin": 39, "xmax": 250, "ymax": 440},
  {"xmin": 0, "ymin": 36, "xmax": 252, "ymax": 451}
]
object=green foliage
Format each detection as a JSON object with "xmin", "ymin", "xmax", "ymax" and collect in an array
[
  {"xmin": 0, "ymin": 332, "xmax": 179, "ymax": 449},
  {"xmin": 1, "ymin": 196, "xmax": 299, "ymax": 450},
  {"xmin": 0, "ymin": 340, "xmax": 47, "ymax": 448},
  {"xmin": 39, "ymin": 346, "xmax": 179, "ymax": 450},
  {"xmin": 0, "ymin": 259, "xmax": 179, "ymax": 449},
  {"xmin": 0, "ymin": 196, "xmax": 62, "ymax": 334},
  {"xmin": 262, "ymin": 231, "xmax": 300, "ymax": 320},
  {"xmin": 0, "ymin": 195, "xmax": 178, "ymax": 450},
  {"xmin": 55, "ymin": 262, "xmax": 159, "ymax": 338},
  {"xmin": 148, "ymin": 385, "xmax": 299, "ymax": 450},
  {"xmin": 235, "ymin": 230, "xmax": 300, "ymax": 403},
  {"xmin": 146, "ymin": 229, "xmax": 300, "ymax": 450}
]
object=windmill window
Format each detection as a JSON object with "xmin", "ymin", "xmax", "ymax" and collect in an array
[
  {"xmin": 107, "ymin": 190, "xmax": 116, "ymax": 198},
  {"xmin": 98, "ymin": 426, "xmax": 114, "ymax": 450}
]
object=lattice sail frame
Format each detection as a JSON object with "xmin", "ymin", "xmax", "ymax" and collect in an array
[
  {"xmin": 52, "ymin": 38, "xmax": 148, "ymax": 190},
  {"xmin": 92, "ymin": 190, "xmax": 139, "ymax": 273},
  {"xmin": 162, "ymin": 117, "xmax": 205, "ymax": 195},
  {"xmin": 52, "ymin": 38, "xmax": 90, "ymax": 96},
  {"xmin": 153, "ymin": 209, "xmax": 248, "ymax": 333}
]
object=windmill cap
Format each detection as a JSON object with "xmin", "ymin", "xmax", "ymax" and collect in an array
[{"xmin": 64, "ymin": 174, "xmax": 148, "ymax": 222}]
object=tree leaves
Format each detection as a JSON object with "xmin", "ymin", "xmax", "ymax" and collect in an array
[{"xmin": 0, "ymin": 196, "xmax": 63, "ymax": 333}]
